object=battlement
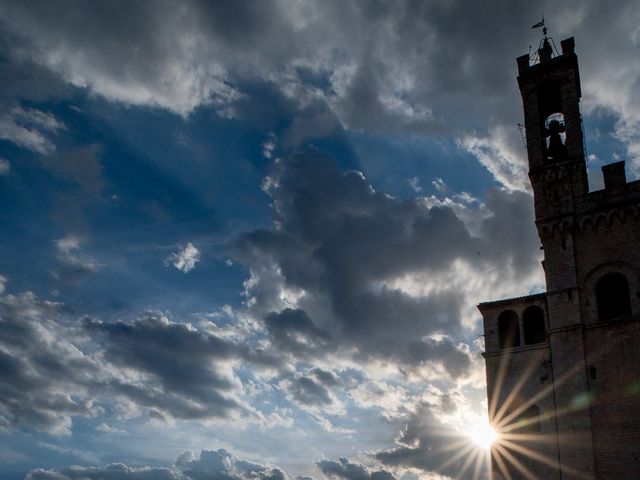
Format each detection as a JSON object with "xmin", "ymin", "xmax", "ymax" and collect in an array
[
  {"xmin": 517, "ymin": 37, "xmax": 577, "ymax": 74},
  {"xmin": 583, "ymin": 161, "xmax": 640, "ymax": 207}
]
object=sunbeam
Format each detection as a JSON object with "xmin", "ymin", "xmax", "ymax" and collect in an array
[{"xmin": 467, "ymin": 418, "xmax": 498, "ymax": 450}]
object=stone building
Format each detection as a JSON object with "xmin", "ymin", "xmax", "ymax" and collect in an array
[{"xmin": 479, "ymin": 36, "xmax": 640, "ymax": 479}]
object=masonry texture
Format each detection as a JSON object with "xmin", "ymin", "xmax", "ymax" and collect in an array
[{"xmin": 480, "ymin": 36, "xmax": 640, "ymax": 479}]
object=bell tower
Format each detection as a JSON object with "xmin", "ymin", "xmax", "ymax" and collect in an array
[
  {"xmin": 517, "ymin": 37, "xmax": 589, "ymax": 319},
  {"xmin": 481, "ymin": 33, "xmax": 640, "ymax": 479},
  {"xmin": 517, "ymin": 37, "xmax": 588, "ymax": 223}
]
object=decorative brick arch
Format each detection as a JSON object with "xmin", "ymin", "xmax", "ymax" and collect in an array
[
  {"xmin": 596, "ymin": 273, "xmax": 632, "ymax": 320},
  {"xmin": 583, "ymin": 262, "xmax": 639, "ymax": 323}
]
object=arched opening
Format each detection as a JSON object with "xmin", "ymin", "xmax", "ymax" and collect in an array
[
  {"xmin": 523, "ymin": 306, "xmax": 546, "ymax": 345},
  {"xmin": 596, "ymin": 272, "xmax": 632, "ymax": 321},
  {"xmin": 537, "ymin": 81, "xmax": 567, "ymax": 163},
  {"xmin": 544, "ymin": 112, "xmax": 567, "ymax": 162},
  {"xmin": 498, "ymin": 310, "xmax": 520, "ymax": 349}
]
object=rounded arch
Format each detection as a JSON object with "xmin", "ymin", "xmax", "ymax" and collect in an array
[
  {"xmin": 523, "ymin": 306, "xmax": 546, "ymax": 345},
  {"xmin": 498, "ymin": 310, "xmax": 520, "ymax": 349},
  {"xmin": 583, "ymin": 261, "xmax": 638, "ymax": 322},
  {"xmin": 594, "ymin": 214, "xmax": 607, "ymax": 231},
  {"xmin": 608, "ymin": 209, "xmax": 623, "ymax": 227},
  {"xmin": 544, "ymin": 112, "xmax": 567, "ymax": 162},
  {"xmin": 579, "ymin": 217, "xmax": 593, "ymax": 234},
  {"xmin": 596, "ymin": 272, "xmax": 632, "ymax": 321}
]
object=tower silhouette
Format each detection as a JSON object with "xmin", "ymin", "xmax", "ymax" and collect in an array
[{"xmin": 480, "ymin": 36, "xmax": 640, "ymax": 479}]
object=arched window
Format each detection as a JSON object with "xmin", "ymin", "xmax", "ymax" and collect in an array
[
  {"xmin": 523, "ymin": 306, "xmax": 546, "ymax": 345},
  {"xmin": 515, "ymin": 405, "xmax": 541, "ymax": 433},
  {"xmin": 544, "ymin": 113, "xmax": 567, "ymax": 162},
  {"xmin": 596, "ymin": 272, "xmax": 632, "ymax": 321},
  {"xmin": 537, "ymin": 81, "xmax": 567, "ymax": 163},
  {"xmin": 498, "ymin": 310, "xmax": 520, "ymax": 349}
]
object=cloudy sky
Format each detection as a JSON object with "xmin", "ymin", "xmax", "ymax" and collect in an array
[{"xmin": 1, "ymin": 1, "xmax": 639, "ymax": 479}]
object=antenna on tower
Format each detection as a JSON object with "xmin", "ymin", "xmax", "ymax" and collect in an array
[{"xmin": 517, "ymin": 122, "xmax": 527, "ymax": 149}]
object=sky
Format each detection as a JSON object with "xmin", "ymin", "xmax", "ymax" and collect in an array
[{"xmin": 1, "ymin": 1, "xmax": 640, "ymax": 479}]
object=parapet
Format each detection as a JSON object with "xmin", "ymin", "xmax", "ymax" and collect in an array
[
  {"xmin": 517, "ymin": 36, "xmax": 577, "ymax": 75},
  {"xmin": 602, "ymin": 161, "xmax": 627, "ymax": 192}
]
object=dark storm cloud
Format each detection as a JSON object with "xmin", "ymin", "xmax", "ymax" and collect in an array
[
  {"xmin": 264, "ymin": 308, "xmax": 336, "ymax": 359},
  {"xmin": 287, "ymin": 375, "xmax": 333, "ymax": 407},
  {"xmin": 27, "ymin": 449, "xmax": 289, "ymax": 480},
  {"xmin": 0, "ymin": 293, "xmax": 99, "ymax": 434},
  {"xmin": 27, "ymin": 453, "xmax": 403, "ymax": 480},
  {"xmin": 3, "ymin": 0, "xmax": 637, "ymax": 141},
  {"xmin": 374, "ymin": 403, "xmax": 470, "ymax": 479},
  {"xmin": 26, "ymin": 464, "xmax": 182, "ymax": 480},
  {"xmin": 2, "ymin": 0, "xmax": 639, "ymax": 193},
  {"xmin": 281, "ymin": 368, "xmax": 345, "ymax": 412},
  {"xmin": 86, "ymin": 313, "xmax": 239, "ymax": 416},
  {"xmin": 317, "ymin": 458, "xmax": 395, "ymax": 480},
  {"xmin": 401, "ymin": 338, "xmax": 471, "ymax": 379},
  {"xmin": 232, "ymin": 150, "xmax": 539, "ymax": 376},
  {"xmin": 0, "ymin": 288, "xmax": 286, "ymax": 432},
  {"xmin": 310, "ymin": 367, "xmax": 341, "ymax": 387},
  {"xmin": 86, "ymin": 312, "xmax": 281, "ymax": 420}
]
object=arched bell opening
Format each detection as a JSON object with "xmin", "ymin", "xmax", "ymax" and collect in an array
[
  {"xmin": 523, "ymin": 306, "xmax": 546, "ymax": 345},
  {"xmin": 498, "ymin": 310, "xmax": 521, "ymax": 349},
  {"xmin": 544, "ymin": 112, "xmax": 567, "ymax": 162}
]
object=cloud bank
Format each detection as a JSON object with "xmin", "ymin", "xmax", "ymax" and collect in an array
[
  {"xmin": 2, "ymin": 1, "xmax": 639, "ymax": 183},
  {"xmin": 26, "ymin": 449, "xmax": 287, "ymax": 480},
  {"xmin": 232, "ymin": 150, "xmax": 542, "ymax": 378}
]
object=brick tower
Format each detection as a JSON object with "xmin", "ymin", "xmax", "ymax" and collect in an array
[{"xmin": 480, "ymin": 36, "xmax": 640, "ymax": 479}]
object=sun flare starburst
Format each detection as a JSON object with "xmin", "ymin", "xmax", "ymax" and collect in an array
[{"xmin": 467, "ymin": 419, "xmax": 499, "ymax": 450}]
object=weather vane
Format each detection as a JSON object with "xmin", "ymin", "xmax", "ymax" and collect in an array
[
  {"xmin": 531, "ymin": 16, "xmax": 547, "ymax": 37},
  {"xmin": 530, "ymin": 16, "xmax": 558, "ymax": 60}
]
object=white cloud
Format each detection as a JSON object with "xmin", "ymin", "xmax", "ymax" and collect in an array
[
  {"xmin": 166, "ymin": 242, "xmax": 201, "ymax": 273},
  {"xmin": 262, "ymin": 134, "xmax": 277, "ymax": 159},
  {"xmin": 12, "ymin": 105, "xmax": 65, "ymax": 132},
  {"xmin": 457, "ymin": 126, "xmax": 530, "ymax": 192},
  {"xmin": 96, "ymin": 423, "xmax": 127, "ymax": 434},
  {"xmin": 54, "ymin": 235, "xmax": 102, "ymax": 274},
  {"xmin": 0, "ymin": 158, "xmax": 10, "ymax": 175},
  {"xmin": 27, "ymin": 449, "xmax": 290, "ymax": 480},
  {"xmin": 0, "ymin": 275, "xmax": 7, "ymax": 294},
  {"xmin": 0, "ymin": 105, "xmax": 65, "ymax": 155},
  {"xmin": 348, "ymin": 380, "xmax": 408, "ymax": 420},
  {"xmin": 406, "ymin": 176, "xmax": 422, "ymax": 193},
  {"xmin": 431, "ymin": 177, "xmax": 447, "ymax": 194}
]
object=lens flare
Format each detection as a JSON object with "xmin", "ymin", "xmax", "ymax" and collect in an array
[{"xmin": 467, "ymin": 420, "xmax": 499, "ymax": 450}]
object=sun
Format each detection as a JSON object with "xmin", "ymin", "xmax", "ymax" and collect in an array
[{"xmin": 467, "ymin": 419, "xmax": 499, "ymax": 450}]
